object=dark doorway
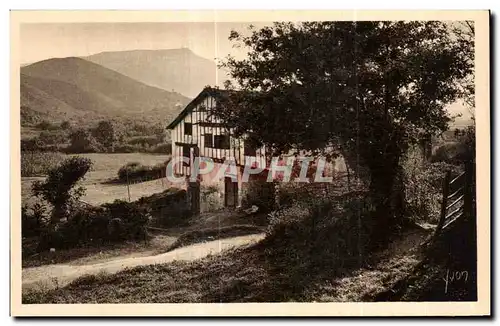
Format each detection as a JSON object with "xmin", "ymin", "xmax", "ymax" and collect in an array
[{"xmin": 224, "ymin": 177, "xmax": 238, "ymax": 207}]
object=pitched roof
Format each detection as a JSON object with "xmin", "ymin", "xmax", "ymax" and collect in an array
[{"xmin": 166, "ymin": 86, "xmax": 229, "ymax": 129}]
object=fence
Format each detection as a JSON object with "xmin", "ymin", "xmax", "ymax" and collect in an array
[{"xmin": 434, "ymin": 161, "xmax": 475, "ymax": 238}]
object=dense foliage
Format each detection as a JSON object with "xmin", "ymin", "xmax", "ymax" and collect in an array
[
  {"xmin": 21, "ymin": 151, "xmax": 65, "ymax": 177},
  {"xmin": 23, "ymin": 188, "xmax": 189, "ymax": 251},
  {"xmin": 216, "ymin": 21, "xmax": 474, "ymax": 243},
  {"xmin": 117, "ymin": 160, "xmax": 170, "ymax": 183},
  {"xmin": 21, "ymin": 118, "xmax": 172, "ymax": 154},
  {"xmin": 32, "ymin": 156, "xmax": 93, "ymax": 225}
]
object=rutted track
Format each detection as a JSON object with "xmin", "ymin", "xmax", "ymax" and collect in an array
[{"xmin": 23, "ymin": 234, "xmax": 264, "ymax": 291}]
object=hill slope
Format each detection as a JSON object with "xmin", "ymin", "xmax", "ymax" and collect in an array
[
  {"xmin": 20, "ymin": 57, "xmax": 189, "ymax": 125},
  {"xmin": 84, "ymin": 48, "xmax": 228, "ymax": 98}
]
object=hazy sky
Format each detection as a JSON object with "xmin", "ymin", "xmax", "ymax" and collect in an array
[
  {"xmin": 19, "ymin": 22, "xmax": 471, "ymax": 120},
  {"xmin": 20, "ymin": 22, "xmax": 268, "ymax": 64}
]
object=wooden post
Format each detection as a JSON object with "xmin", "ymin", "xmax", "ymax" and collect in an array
[
  {"xmin": 346, "ymin": 167, "xmax": 351, "ymax": 192},
  {"xmin": 464, "ymin": 159, "xmax": 477, "ymax": 298},
  {"xmin": 435, "ymin": 170, "xmax": 451, "ymax": 237},
  {"xmin": 464, "ymin": 161, "xmax": 474, "ymax": 222},
  {"xmin": 126, "ymin": 169, "xmax": 131, "ymax": 202},
  {"xmin": 187, "ymin": 146, "xmax": 201, "ymax": 216}
]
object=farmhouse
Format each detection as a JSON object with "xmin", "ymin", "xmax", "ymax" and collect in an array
[
  {"xmin": 167, "ymin": 87, "xmax": 266, "ymax": 209},
  {"xmin": 166, "ymin": 87, "xmax": 346, "ymax": 210}
]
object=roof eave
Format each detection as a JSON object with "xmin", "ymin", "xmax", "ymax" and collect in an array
[{"xmin": 166, "ymin": 87, "xmax": 223, "ymax": 129}]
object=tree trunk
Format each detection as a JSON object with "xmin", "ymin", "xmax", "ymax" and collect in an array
[{"xmin": 368, "ymin": 156, "xmax": 406, "ymax": 248}]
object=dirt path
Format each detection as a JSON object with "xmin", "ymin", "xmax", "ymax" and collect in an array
[{"xmin": 23, "ymin": 234, "xmax": 265, "ymax": 292}]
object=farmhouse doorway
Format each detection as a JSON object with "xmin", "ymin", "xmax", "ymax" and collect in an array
[{"xmin": 224, "ymin": 177, "xmax": 238, "ymax": 207}]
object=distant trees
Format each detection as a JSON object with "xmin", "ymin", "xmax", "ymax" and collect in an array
[
  {"xmin": 69, "ymin": 129, "xmax": 102, "ymax": 153},
  {"xmin": 35, "ymin": 120, "xmax": 59, "ymax": 131},
  {"xmin": 21, "ymin": 118, "xmax": 171, "ymax": 154},
  {"xmin": 92, "ymin": 120, "xmax": 119, "ymax": 151},
  {"xmin": 60, "ymin": 120, "xmax": 71, "ymax": 130},
  {"xmin": 38, "ymin": 130, "xmax": 66, "ymax": 146}
]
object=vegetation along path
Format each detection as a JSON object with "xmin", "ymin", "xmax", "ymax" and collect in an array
[{"xmin": 23, "ymin": 234, "xmax": 265, "ymax": 292}]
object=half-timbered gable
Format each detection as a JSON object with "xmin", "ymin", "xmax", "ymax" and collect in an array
[{"xmin": 167, "ymin": 87, "xmax": 267, "ymax": 176}]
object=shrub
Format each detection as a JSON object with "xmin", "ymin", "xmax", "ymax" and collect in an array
[
  {"xmin": 201, "ymin": 185, "xmax": 223, "ymax": 212},
  {"xmin": 149, "ymin": 143, "xmax": 172, "ymax": 154},
  {"xmin": 262, "ymin": 194, "xmax": 374, "ymax": 282},
  {"xmin": 431, "ymin": 142, "xmax": 466, "ymax": 165},
  {"xmin": 38, "ymin": 130, "xmax": 68, "ymax": 146},
  {"xmin": 241, "ymin": 178, "xmax": 276, "ymax": 213},
  {"xmin": 101, "ymin": 200, "xmax": 151, "ymax": 241},
  {"xmin": 60, "ymin": 121, "xmax": 71, "ymax": 130},
  {"xmin": 35, "ymin": 120, "xmax": 59, "ymax": 131},
  {"xmin": 127, "ymin": 136, "xmax": 160, "ymax": 147},
  {"xmin": 117, "ymin": 161, "xmax": 168, "ymax": 183},
  {"xmin": 113, "ymin": 144, "xmax": 141, "ymax": 153},
  {"xmin": 21, "ymin": 138, "xmax": 43, "ymax": 152},
  {"xmin": 404, "ymin": 159, "xmax": 463, "ymax": 223},
  {"xmin": 21, "ymin": 151, "xmax": 65, "ymax": 177},
  {"xmin": 32, "ymin": 156, "xmax": 93, "ymax": 225},
  {"xmin": 22, "ymin": 203, "xmax": 49, "ymax": 238},
  {"xmin": 136, "ymin": 188, "xmax": 189, "ymax": 227},
  {"xmin": 36, "ymin": 201, "xmax": 151, "ymax": 251}
]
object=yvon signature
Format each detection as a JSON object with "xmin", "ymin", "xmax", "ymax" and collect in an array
[{"xmin": 443, "ymin": 269, "xmax": 469, "ymax": 294}]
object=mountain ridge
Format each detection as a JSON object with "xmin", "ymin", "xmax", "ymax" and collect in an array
[
  {"xmin": 83, "ymin": 48, "xmax": 227, "ymax": 98},
  {"xmin": 20, "ymin": 57, "xmax": 190, "ymax": 126}
]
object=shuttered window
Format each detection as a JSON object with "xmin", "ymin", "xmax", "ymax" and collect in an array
[
  {"xmin": 244, "ymin": 141, "xmax": 257, "ymax": 156},
  {"xmin": 204, "ymin": 133, "xmax": 213, "ymax": 147},
  {"xmin": 214, "ymin": 135, "xmax": 230, "ymax": 149},
  {"xmin": 184, "ymin": 123, "xmax": 193, "ymax": 135}
]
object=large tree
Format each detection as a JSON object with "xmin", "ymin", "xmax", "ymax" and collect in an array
[{"xmin": 216, "ymin": 21, "xmax": 473, "ymax": 243}]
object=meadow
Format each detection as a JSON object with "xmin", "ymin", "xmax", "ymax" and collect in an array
[{"xmin": 21, "ymin": 152, "xmax": 172, "ymax": 206}]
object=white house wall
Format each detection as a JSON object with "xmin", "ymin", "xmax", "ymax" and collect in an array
[{"xmin": 170, "ymin": 95, "xmax": 267, "ymax": 176}]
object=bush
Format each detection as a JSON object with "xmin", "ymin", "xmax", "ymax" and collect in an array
[
  {"xmin": 22, "ymin": 203, "xmax": 49, "ymax": 238},
  {"xmin": 21, "ymin": 151, "xmax": 65, "ymax": 177},
  {"xmin": 21, "ymin": 138, "xmax": 43, "ymax": 152},
  {"xmin": 117, "ymin": 161, "xmax": 168, "ymax": 183},
  {"xmin": 32, "ymin": 156, "xmax": 93, "ymax": 225},
  {"xmin": 262, "ymin": 194, "xmax": 374, "ymax": 283},
  {"xmin": 431, "ymin": 142, "xmax": 466, "ymax": 165},
  {"xmin": 241, "ymin": 178, "xmax": 276, "ymax": 213},
  {"xmin": 149, "ymin": 143, "xmax": 172, "ymax": 154},
  {"xmin": 127, "ymin": 136, "xmax": 160, "ymax": 147},
  {"xmin": 36, "ymin": 201, "xmax": 151, "ymax": 251},
  {"xmin": 35, "ymin": 120, "xmax": 59, "ymax": 131},
  {"xmin": 38, "ymin": 130, "xmax": 68, "ymax": 146},
  {"xmin": 201, "ymin": 185, "xmax": 223, "ymax": 212},
  {"xmin": 404, "ymin": 160, "xmax": 463, "ymax": 223},
  {"xmin": 101, "ymin": 200, "xmax": 151, "ymax": 241},
  {"xmin": 113, "ymin": 144, "xmax": 142, "ymax": 153},
  {"xmin": 136, "ymin": 188, "xmax": 189, "ymax": 227}
]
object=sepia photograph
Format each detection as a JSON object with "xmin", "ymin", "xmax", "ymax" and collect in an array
[{"xmin": 10, "ymin": 10, "xmax": 490, "ymax": 316}]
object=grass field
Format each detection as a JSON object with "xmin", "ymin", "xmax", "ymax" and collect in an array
[
  {"xmin": 22, "ymin": 227, "xmax": 430, "ymax": 303},
  {"xmin": 21, "ymin": 152, "xmax": 173, "ymax": 206}
]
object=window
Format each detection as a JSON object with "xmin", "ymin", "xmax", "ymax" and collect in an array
[
  {"xmin": 214, "ymin": 135, "xmax": 230, "ymax": 149},
  {"xmin": 244, "ymin": 141, "xmax": 257, "ymax": 156},
  {"xmin": 184, "ymin": 123, "xmax": 193, "ymax": 135},
  {"xmin": 182, "ymin": 146, "xmax": 191, "ymax": 166},
  {"xmin": 204, "ymin": 133, "xmax": 213, "ymax": 148}
]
